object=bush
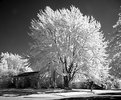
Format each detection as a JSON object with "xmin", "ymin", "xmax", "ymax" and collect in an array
[
  {"xmin": 70, "ymin": 79, "xmax": 105, "ymax": 90},
  {"xmin": 70, "ymin": 81, "xmax": 90, "ymax": 89},
  {"xmin": 111, "ymin": 79, "xmax": 120, "ymax": 89},
  {"xmin": 118, "ymin": 80, "xmax": 121, "ymax": 89},
  {"xmin": 104, "ymin": 76, "xmax": 121, "ymax": 89},
  {"xmin": 0, "ymin": 76, "xmax": 15, "ymax": 88}
]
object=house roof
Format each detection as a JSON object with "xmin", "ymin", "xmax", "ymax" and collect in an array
[{"xmin": 13, "ymin": 71, "xmax": 40, "ymax": 77}]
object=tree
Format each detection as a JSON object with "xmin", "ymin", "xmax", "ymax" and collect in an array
[
  {"xmin": 0, "ymin": 52, "xmax": 33, "ymax": 77},
  {"xmin": 108, "ymin": 8, "xmax": 121, "ymax": 78},
  {"xmin": 29, "ymin": 6, "xmax": 110, "ymax": 89}
]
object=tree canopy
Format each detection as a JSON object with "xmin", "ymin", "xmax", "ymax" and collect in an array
[{"xmin": 29, "ymin": 6, "xmax": 110, "ymax": 87}]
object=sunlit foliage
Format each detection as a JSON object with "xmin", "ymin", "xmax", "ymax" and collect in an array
[
  {"xmin": 108, "ymin": 9, "xmax": 121, "ymax": 78},
  {"xmin": 0, "ymin": 52, "xmax": 33, "ymax": 77},
  {"xmin": 29, "ymin": 6, "xmax": 110, "ymax": 87}
]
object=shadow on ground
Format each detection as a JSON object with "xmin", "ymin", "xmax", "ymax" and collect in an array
[
  {"xmin": 0, "ymin": 88, "xmax": 83, "ymax": 97},
  {"xmin": 0, "ymin": 89, "xmax": 38, "ymax": 97},
  {"xmin": 60, "ymin": 96, "xmax": 121, "ymax": 100}
]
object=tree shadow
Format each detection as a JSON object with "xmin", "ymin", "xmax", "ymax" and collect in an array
[{"xmin": 0, "ymin": 89, "xmax": 38, "ymax": 97}]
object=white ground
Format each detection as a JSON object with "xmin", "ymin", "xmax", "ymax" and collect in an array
[{"xmin": 0, "ymin": 89, "xmax": 121, "ymax": 100}]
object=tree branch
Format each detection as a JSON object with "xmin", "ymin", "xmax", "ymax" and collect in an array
[{"xmin": 71, "ymin": 63, "xmax": 78, "ymax": 79}]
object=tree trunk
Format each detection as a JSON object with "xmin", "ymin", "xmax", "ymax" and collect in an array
[
  {"xmin": 50, "ymin": 69, "xmax": 56, "ymax": 88},
  {"xmin": 52, "ymin": 69, "xmax": 56, "ymax": 88},
  {"xmin": 90, "ymin": 81, "xmax": 94, "ymax": 92},
  {"xmin": 63, "ymin": 75, "xmax": 71, "ymax": 90}
]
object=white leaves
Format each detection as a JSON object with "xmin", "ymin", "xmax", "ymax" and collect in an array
[
  {"xmin": 108, "ymin": 9, "xmax": 121, "ymax": 78},
  {"xmin": 113, "ymin": 11, "xmax": 121, "ymax": 30},
  {"xmin": 0, "ymin": 52, "xmax": 33, "ymax": 77},
  {"xmin": 30, "ymin": 6, "xmax": 109, "ymax": 82}
]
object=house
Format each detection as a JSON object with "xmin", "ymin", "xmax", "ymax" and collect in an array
[
  {"xmin": 13, "ymin": 71, "xmax": 41, "ymax": 88},
  {"xmin": 12, "ymin": 70, "xmax": 63, "ymax": 89}
]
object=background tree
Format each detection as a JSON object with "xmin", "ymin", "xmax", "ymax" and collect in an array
[
  {"xmin": 108, "ymin": 8, "xmax": 121, "ymax": 78},
  {"xmin": 0, "ymin": 52, "xmax": 33, "ymax": 77},
  {"xmin": 29, "ymin": 6, "xmax": 110, "ymax": 88}
]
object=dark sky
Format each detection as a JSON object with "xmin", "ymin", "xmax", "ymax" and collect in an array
[{"xmin": 0, "ymin": 0, "xmax": 121, "ymax": 55}]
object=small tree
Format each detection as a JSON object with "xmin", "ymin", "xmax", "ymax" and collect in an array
[
  {"xmin": 108, "ymin": 8, "xmax": 121, "ymax": 78},
  {"xmin": 0, "ymin": 52, "xmax": 33, "ymax": 77},
  {"xmin": 29, "ymin": 6, "xmax": 110, "ymax": 89}
]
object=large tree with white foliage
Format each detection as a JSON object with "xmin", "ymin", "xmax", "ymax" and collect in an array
[
  {"xmin": 0, "ymin": 52, "xmax": 33, "ymax": 77},
  {"xmin": 29, "ymin": 6, "xmax": 110, "ymax": 88}
]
